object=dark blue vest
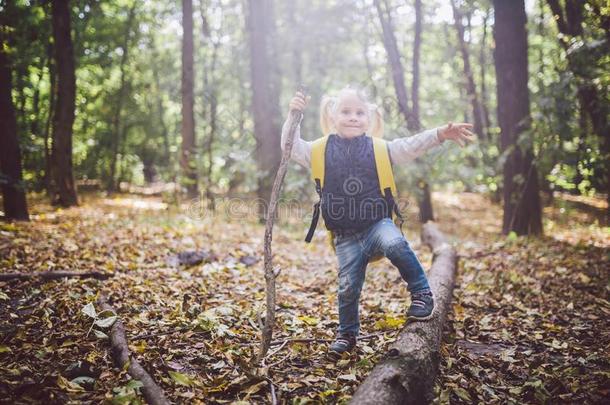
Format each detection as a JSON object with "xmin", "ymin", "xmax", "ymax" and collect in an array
[{"xmin": 321, "ymin": 134, "xmax": 391, "ymax": 232}]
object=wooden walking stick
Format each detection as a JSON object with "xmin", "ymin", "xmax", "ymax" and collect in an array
[{"xmin": 258, "ymin": 85, "xmax": 307, "ymax": 362}]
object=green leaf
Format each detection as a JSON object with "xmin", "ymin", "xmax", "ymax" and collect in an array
[
  {"xmin": 0, "ymin": 345, "xmax": 12, "ymax": 353},
  {"xmin": 125, "ymin": 379, "xmax": 144, "ymax": 391},
  {"xmin": 81, "ymin": 303, "xmax": 97, "ymax": 319},
  {"xmin": 169, "ymin": 371, "xmax": 196, "ymax": 387},
  {"xmin": 95, "ymin": 315, "xmax": 117, "ymax": 329}
]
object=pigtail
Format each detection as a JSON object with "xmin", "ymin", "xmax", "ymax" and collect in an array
[
  {"xmin": 320, "ymin": 95, "xmax": 336, "ymax": 136},
  {"xmin": 368, "ymin": 103, "xmax": 384, "ymax": 138}
]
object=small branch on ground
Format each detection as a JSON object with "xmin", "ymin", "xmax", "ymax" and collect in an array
[
  {"xmin": 0, "ymin": 271, "xmax": 113, "ymax": 282},
  {"xmin": 97, "ymin": 297, "xmax": 171, "ymax": 405}
]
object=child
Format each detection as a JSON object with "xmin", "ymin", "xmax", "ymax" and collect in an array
[{"xmin": 281, "ymin": 86, "xmax": 474, "ymax": 354}]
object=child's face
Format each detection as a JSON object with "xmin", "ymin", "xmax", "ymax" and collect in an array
[{"xmin": 331, "ymin": 93, "xmax": 370, "ymax": 139}]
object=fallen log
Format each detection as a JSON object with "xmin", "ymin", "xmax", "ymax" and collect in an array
[
  {"xmin": 97, "ymin": 297, "xmax": 170, "ymax": 405},
  {"xmin": 0, "ymin": 271, "xmax": 113, "ymax": 282},
  {"xmin": 350, "ymin": 221, "xmax": 457, "ymax": 405}
]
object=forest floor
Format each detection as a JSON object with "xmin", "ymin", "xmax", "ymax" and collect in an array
[{"xmin": 0, "ymin": 190, "xmax": 608, "ymax": 404}]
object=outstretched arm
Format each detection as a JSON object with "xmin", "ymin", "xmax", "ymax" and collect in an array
[
  {"xmin": 281, "ymin": 91, "xmax": 312, "ymax": 168},
  {"xmin": 387, "ymin": 128, "xmax": 442, "ymax": 165},
  {"xmin": 388, "ymin": 123, "xmax": 475, "ymax": 165}
]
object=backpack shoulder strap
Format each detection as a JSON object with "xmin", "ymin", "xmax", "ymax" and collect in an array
[
  {"xmin": 372, "ymin": 137, "xmax": 396, "ymax": 196},
  {"xmin": 311, "ymin": 136, "xmax": 330, "ymax": 189},
  {"xmin": 305, "ymin": 136, "xmax": 330, "ymax": 243}
]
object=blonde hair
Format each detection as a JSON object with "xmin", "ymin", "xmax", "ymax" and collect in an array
[{"xmin": 319, "ymin": 87, "xmax": 384, "ymax": 138}]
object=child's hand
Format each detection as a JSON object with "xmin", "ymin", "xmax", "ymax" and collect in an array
[
  {"xmin": 288, "ymin": 91, "xmax": 310, "ymax": 113},
  {"xmin": 438, "ymin": 123, "xmax": 476, "ymax": 147}
]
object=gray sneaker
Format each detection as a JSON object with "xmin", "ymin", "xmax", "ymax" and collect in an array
[
  {"xmin": 407, "ymin": 289, "xmax": 435, "ymax": 320},
  {"xmin": 329, "ymin": 332, "xmax": 357, "ymax": 354}
]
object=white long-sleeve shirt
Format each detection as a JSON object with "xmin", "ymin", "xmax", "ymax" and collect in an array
[{"xmin": 280, "ymin": 117, "xmax": 444, "ymax": 169}]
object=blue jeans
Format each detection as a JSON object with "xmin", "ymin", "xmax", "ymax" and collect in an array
[{"xmin": 333, "ymin": 218, "xmax": 430, "ymax": 335}]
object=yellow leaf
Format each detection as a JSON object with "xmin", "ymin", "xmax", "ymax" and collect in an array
[
  {"xmin": 297, "ymin": 315, "xmax": 319, "ymax": 326},
  {"xmin": 169, "ymin": 371, "xmax": 198, "ymax": 387},
  {"xmin": 374, "ymin": 315, "xmax": 405, "ymax": 330},
  {"xmin": 130, "ymin": 341, "xmax": 147, "ymax": 354}
]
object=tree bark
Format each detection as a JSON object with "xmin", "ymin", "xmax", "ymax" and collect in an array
[
  {"xmin": 350, "ymin": 222, "xmax": 457, "ymax": 404},
  {"xmin": 494, "ymin": 0, "xmax": 542, "ymax": 235},
  {"xmin": 50, "ymin": 0, "xmax": 78, "ymax": 207},
  {"xmin": 181, "ymin": 0, "xmax": 198, "ymax": 199},
  {"xmin": 0, "ymin": 38, "xmax": 29, "ymax": 221},
  {"xmin": 247, "ymin": 0, "xmax": 282, "ymax": 222},
  {"xmin": 97, "ymin": 297, "xmax": 170, "ymax": 405}
]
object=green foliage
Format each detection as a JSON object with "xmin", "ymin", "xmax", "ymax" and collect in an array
[{"xmin": 5, "ymin": 0, "xmax": 607, "ymax": 201}]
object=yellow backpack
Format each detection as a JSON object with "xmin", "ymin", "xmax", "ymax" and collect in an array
[{"xmin": 305, "ymin": 135, "xmax": 403, "ymax": 261}]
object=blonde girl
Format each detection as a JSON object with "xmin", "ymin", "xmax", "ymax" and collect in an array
[{"xmin": 281, "ymin": 86, "xmax": 474, "ymax": 353}]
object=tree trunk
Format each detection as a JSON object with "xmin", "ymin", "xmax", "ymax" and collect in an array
[
  {"xmin": 411, "ymin": 0, "xmax": 422, "ymax": 124},
  {"xmin": 450, "ymin": 0, "xmax": 485, "ymax": 141},
  {"xmin": 479, "ymin": 6, "xmax": 491, "ymax": 139},
  {"xmin": 181, "ymin": 0, "xmax": 198, "ymax": 199},
  {"xmin": 350, "ymin": 222, "xmax": 457, "ymax": 404},
  {"xmin": 493, "ymin": 0, "xmax": 542, "ymax": 235},
  {"xmin": 108, "ymin": 3, "xmax": 137, "ymax": 192},
  {"xmin": 0, "ymin": 39, "xmax": 29, "ymax": 221},
  {"xmin": 247, "ymin": 0, "xmax": 282, "ymax": 222},
  {"xmin": 374, "ymin": 0, "xmax": 417, "ymax": 130},
  {"xmin": 150, "ymin": 37, "xmax": 170, "ymax": 168},
  {"xmin": 51, "ymin": 0, "xmax": 78, "ymax": 207},
  {"xmin": 44, "ymin": 38, "xmax": 56, "ymax": 197},
  {"xmin": 375, "ymin": 0, "xmax": 434, "ymax": 222},
  {"xmin": 200, "ymin": 2, "xmax": 219, "ymax": 212},
  {"xmin": 411, "ymin": 0, "xmax": 434, "ymax": 222}
]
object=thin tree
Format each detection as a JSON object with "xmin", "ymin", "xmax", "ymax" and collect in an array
[
  {"xmin": 247, "ymin": 0, "xmax": 282, "ymax": 222},
  {"xmin": 374, "ymin": 0, "xmax": 434, "ymax": 222},
  {"xmin": 0, "ymin": 33, "xmax": 29, "ymax": 220},
  {"xmin": 181, "ymin": 0, "xmax": 198, "ymax": 199},
  {"xmin": 50, "ymin": 0, "xmax": 78, "ymax": 206},
  {"xmin": 450, "ymin": 0, "xmax": 486, "ymax": 140},
  {"xmin": 43, "ymin": 37, "xmax": 56, "ymax": 196},
  {"xmin": 479, "ymin": 5, "xmax": 491, "ymax": 138},
  {"xmin": 108, "ymin": 2, "xmax": 138, "ymax": 192},
  {"xmin": 200, "ymin": 0, "xmax": 221, "ymax": 212},
  {"xmin": 493, "ymin": 0, "xmax": 542, "ymax": 235}
]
